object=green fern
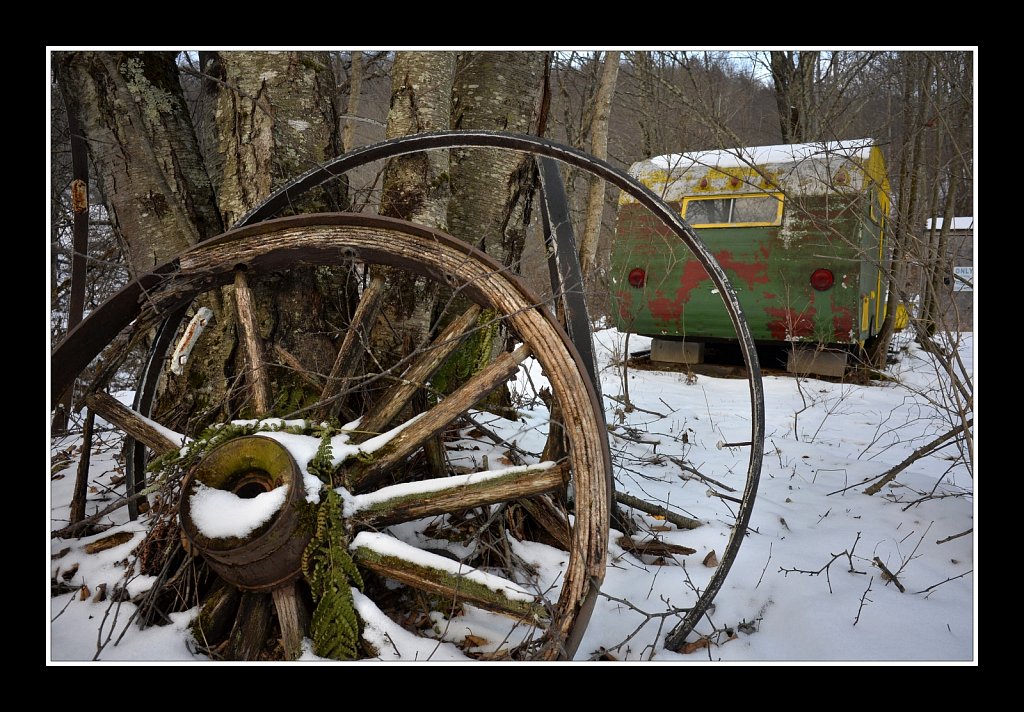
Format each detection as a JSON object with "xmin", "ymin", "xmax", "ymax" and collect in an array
[
  {"xmin": 307, "ymin": 428, "xmax": 335, "ymax": 484},
  {"xmin": 302, "ymin": 488, "xmax": 363, "ymax": 660}
]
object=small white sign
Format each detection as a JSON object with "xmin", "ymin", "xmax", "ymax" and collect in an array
[{"xmin": 953, "ymin": 265, "xmax": 973, "ymax": 292}]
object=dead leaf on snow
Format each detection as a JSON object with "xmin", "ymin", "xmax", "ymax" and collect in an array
[
  {"xmin": 680, "ymin": 637, "xmax": 710, "ymax": 654},
  {"xmin": 84, "ymin": 531, "xmax": 134, "ymax": 554},
  {"xmin": 703, "ymin": 550, "xmax": 719, "ymax": 568},
  {"xmin": 462, "ymin": 634, "xmax": 488, "ymax": 648},
  {"xmin": 79, "ymin": 585, "xmax": 91, "ymax": 601}
]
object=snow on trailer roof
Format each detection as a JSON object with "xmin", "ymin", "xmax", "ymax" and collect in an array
[
  {"xmin": 623, "ymin": 138, "xmax": 885, "ymax": 203},
  {"xmin": 649, "ymin": 139, "xmax": 875, "ymax": 171}
]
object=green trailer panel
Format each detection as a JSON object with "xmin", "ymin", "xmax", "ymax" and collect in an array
[{"xmin": 611, "ymin": 140, "xmax": 890, "ymax": 348}]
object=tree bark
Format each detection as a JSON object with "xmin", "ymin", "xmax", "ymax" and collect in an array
[
  {"xmin": 448, "ymin": 51, "xmax": 549, "ymax": 270},
  {"xmin": 578, "ymin": 51, "xmax": 619, "ymax": 280},
  {"xmin": 373, "ymin": 52, "xmax": 457, "ymax": 368},
  {"xmin": 342, "ymin": 51, "xmax": 363, "ymax": 153},
  {"xmin": 54, "ymin": 53, "xmax": 223, "ymax": 268},
  {"xmin": 194, "ymin": 51, "xmax": 347, "ymax": 421},
  {"xmin": 770, "ymin": 51, "xmax": 819, "ymax": 143}
]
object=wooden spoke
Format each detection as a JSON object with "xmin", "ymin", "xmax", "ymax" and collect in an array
[
  {"xmin": 318, "ymin": 274, "xmax": 386, "ymax": 420},
  {"xmin": 355, "ymin": 304, "xmax": 482, "ymax": 441},
  {"xmin": 84, "ymin": 392, "xmax": 181, "ymax": 454},
  {"xmin": 233, "ymin": 270, "xmax": 271, "ymax": 415},
  {"xmin": 226, "ymin": 592, "xmax": 273, "ymax": 661},
  {"xmin": 344, "ymin": 345, "xmax": 532, "ymax": 491},
  {"xmin": 273, "ymin": 344, "xmax": 323, "ymax": 391},
  {"xmin": 349, "ymin": 462, "xmax": 567, "ymax": 529},
  {"xmin": 350, "ymin": 532, "xmax": 547, "ymax": 621},
  {"xmin": 271, "ymin": 581, "xmax": 310, "ymax": 661},
  {"xmin": 518, "ymin": 494, "xmax": 573, "ymax": 551}
]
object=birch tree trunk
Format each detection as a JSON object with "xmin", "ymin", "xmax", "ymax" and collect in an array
[
  {"xmin": 193, "ymin": 51, "xmax": 348, "ymax": 419},
  {"xmin": 447, "ymin": 51, "xmax": 549, "ymax": 270},
  {"xmin": 373, "ymin": 52, "xmax": 456, "ymax": 362},
  {"xmin": 55, "ymin": 51, "xmax": 345, "ymax": 425},
  {"xmin": 54, "ymin": 52, "xmax": 227, "ymax": 422},
  {"xmin": 54, "ymin": 52, "xmax": 223, "ymax": 270}
]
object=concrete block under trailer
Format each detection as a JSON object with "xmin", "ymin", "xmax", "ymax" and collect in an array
[{"xmin": 611, "ymin": 139, "xmax": 891, "ymax": 376}]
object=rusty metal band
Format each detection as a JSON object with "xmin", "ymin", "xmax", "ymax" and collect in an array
[{"xmin": 52, "ymin": 130, "xmax": 765, "ymax": 651}]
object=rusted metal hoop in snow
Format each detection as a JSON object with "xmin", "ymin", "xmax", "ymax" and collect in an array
[{"xmin": 58, "ymin": 130, "xmax": 765, "ymax": 652}]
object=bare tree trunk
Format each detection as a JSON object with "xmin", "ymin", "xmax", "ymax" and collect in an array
[
  {"xmin": 189, "ymin": 51, "xmax": 346, "ymax": 420},
  {"xmin": 54, "ymin": 52, "xmax": 223, "ymax": 270},
  {"xmin": 870, "ymin": 53, "xmax": 931, "ymax": 368},
  {"xmin": 57, "ymin": 51, "xmax": 346, "ymax": 425},
  {"xmin": 342, "ymin": 51, "xmax": 363, "ymax": 153},
  {"xmin": 770, "ymin": 51, "xmax": 819, "ymax": 143},
  {"xmin": 447, "ymin": 51, "xmax": 549, "ymax": 269},
  {"xmin": 54, "ymin": 52, "xmax": 227, "ymax": 423},
  {"xmin": 578, "ymin": 51, "xmax": 619, "ymax": 280},
  {"xmin": 372, "ymin": 52, "xmax": 456, "ymax": 365},
  {"xmin": 380, "ymin": 52, "xmax": 455, "ymax": 229},
  {"xmin": 441, "ymin": 52, "xmax": 549, "ymax": 403}
]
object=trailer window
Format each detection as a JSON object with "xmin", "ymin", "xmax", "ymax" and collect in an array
[{"xmin": 683, "ymin": 194, "xmax": 783, "ymax": 228}]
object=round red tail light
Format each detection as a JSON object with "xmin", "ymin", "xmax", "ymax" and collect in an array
[
  {"xmin": 810, "ymin": 268, "xmax": 834, "ymax": 291},
  {"xmin": 628, "ymin": 268, "xmax": 646, "ymax": 288}
]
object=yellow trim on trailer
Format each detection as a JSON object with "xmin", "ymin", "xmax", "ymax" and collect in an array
[
  {"xmin": 865, "ymin": 146, "xmax": 892, "ymax": 334},
  {"xmin": 682, "ymin": 192, "xmax": 785, "ymax": 229}
]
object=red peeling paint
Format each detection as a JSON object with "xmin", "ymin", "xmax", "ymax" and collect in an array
[
  {"xmin": 832, "ymin": 306, "xmax": 854, "ymax": 342},
  {"xmin": 715, "ymin": 249, "xmax": 769, "ymax": 291},
  {"xmin": 765, "ymin": 306, "xmax": 816, "ymax": 341},
  {"xmin": 647, "ymin": 261, "xmax": 710, "ymax": 324},
  {"xmin": 648, "ymin": 295, "xmax": 684, "ymax": 322},
  {"xmin": 678, "ymin": 260, "xmax": 711, "ymax": 302}
]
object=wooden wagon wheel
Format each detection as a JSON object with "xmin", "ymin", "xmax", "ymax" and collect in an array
[
  {"xmin": 52, "ymin": 131, "xmax": 766, "ymax": 658},
  {"xmin": 52, "ymin": 213, "xmax": 610, "ymax": 660}
]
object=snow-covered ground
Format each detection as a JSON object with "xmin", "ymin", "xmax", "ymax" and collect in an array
[{"xmin": 48, "ymin": 330, "xmax": 975, "ymax": 663}]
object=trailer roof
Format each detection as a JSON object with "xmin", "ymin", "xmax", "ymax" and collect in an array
[
  {"xmin": 624, "ymin": 138, "xmax": 889, "ymax": 203},
  {"xmin": 649, "ymin": 139, "xmax": 875, "ymax": 171}
]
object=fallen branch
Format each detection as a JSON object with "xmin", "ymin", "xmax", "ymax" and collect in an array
[
  {"xmin": 755, "ymin": 542, "xmax": 773, "ymax": 589},
  {"xmin": 605, "ymin": 393, "xmax": 668, "ymax": 418},
  {"xmin": 667, "ymin": 456, "xmax": 736, "ymax": 492},
  {"xmin": 864, "ymin": 419, "xmax": 972, "ymax": 495},
  {"xmin": 853, "ymin": 577, "xmax": 874, "ymax": 626},
  {"xmin": 779, "ymin": 532, "xmax": 866, "ymax": 594},
  {"xmin": 465, "ymin": 414, "xmax": 533, "ymax": 465},
  {"xmin": 914, "ymin": 569, "xmax": 973, "ymax": 595},
  {"xmin": 618, "ymin": 535, "xmax": 696, "ymax": 558},
  {"xmin": 597, "ymin": 591, "xmax": 690, "ymax": 660},
  {"xmin": 615, "ymin": 491, "xmax": 702, "ymax": 530},
  {"xmin": 872, "ymin": 556, "xmax": 906, "ymax": 593},
  {"xmin": 936, "ymin": 528, "xmax": 972, "ymax": 545}
]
